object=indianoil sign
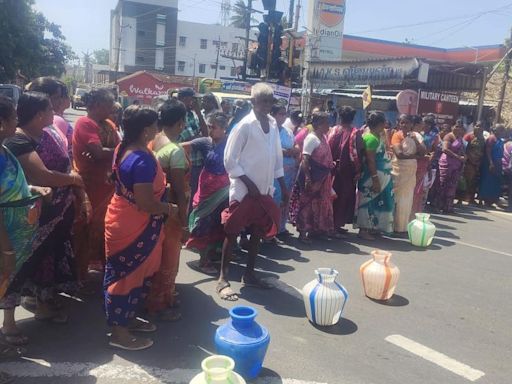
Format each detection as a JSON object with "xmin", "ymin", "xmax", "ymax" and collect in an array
[{"xmin": 308, "ymin": 0, "xmax": 346, "ymax": 61}]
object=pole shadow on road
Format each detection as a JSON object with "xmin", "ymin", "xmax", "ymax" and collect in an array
[
  {"xmin": 238, "ymin": 278, "xmax": 306, "ymax": 318},
  {"xmin": 259, "ymin": 243, "xmax": 309, "ymax": 263},
  {"xmin": 311, "ymin": 317, "xmax": 358, "ymax": 336}
]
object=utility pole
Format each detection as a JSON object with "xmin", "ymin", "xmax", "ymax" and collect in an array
[
  {"xmin": 215, "ymin": 36, "xmax": 221, "ymax": 79},
  {"xmin": 496, "ymin": 28, "xmax": 512, "ymax": 123},
  {"xmin": 294, "ymin": 0, "xmax": 301, "ymax": 31},
  {"xmin": 288, "ymin": 0, "xmax": 295, "ymax": 29},
  {"xmin": 192, "ymin": 54, "xmax": 197, "ymax": 87},
  {"xmin": 242, "ymin": 0, "xmax": 252, "ymax": 80}
]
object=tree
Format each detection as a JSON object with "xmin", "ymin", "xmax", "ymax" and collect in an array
[
  {"xmin": 230, "ymin": 0, "xmax": 257, "ymax": 29},
  {"xmin": 0, "ymin": 0, "xmax": 76, "ymax": 83},
  {"xmin": 93, "ymin": 49, "xmax": 110, "ymax": 65}
]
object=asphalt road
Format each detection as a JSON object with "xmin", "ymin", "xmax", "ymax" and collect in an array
[{"xmin": 2, "ymin": 109, "xmax": 510, "ymax": 383}]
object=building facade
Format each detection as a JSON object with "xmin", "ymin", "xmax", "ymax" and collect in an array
[
  {"xmin": 110, "ymin": 0, "xmax": 179, "ymax": 76},
  {"xmin": 175, "ymin": 21, "xmax": 255, "ymax": 79}
]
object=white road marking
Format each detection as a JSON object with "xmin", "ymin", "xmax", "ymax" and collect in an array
[
  {"xmin": 436, "ymin": 236, "xmax": 512, "ymax": 258},
  {"xmin": 385, "ymin": 334, "xmax": 485, "ymax": 382},
  {"xmin": 0, "ymin": 360, "xmax": 327, "ymax": 384}
]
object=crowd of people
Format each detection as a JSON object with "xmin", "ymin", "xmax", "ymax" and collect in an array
[{"xmin": 1, "ymin": 77, "xmax": 511, "ymax": 359}]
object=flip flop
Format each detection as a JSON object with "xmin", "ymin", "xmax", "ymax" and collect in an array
[
  {"xmin": 108, "ymin": 337, "xmax": 153, "ymax": 351},
  {"xmin": 1, "ymin": 330, "xmax": 28, "ymax": 346},
  {"xmin": 216, "ymin": 281, "xmax": 238, "ymax": 301},
  {"xmin": 34, "ymin": 311, "xmax": 68, "ymax": 324},
  {"xmin": 128, "ymin": 319, "xmax": 157, "ymax": 333},
  {"xmin": 242, "ymin": 275, "xmax": 274, "ymax": 289}
]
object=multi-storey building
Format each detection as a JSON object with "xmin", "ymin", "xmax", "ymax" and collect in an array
[
  {"xmin": 110, "ymin": 0, "xmax": 255, "ymax": 80},
  {"xmin": 110, "ymin": 0, "xmax": 179, "ymax": 76}
]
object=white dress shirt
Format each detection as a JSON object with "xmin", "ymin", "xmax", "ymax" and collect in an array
[{"xmin": 224, "ymin": 110, "xmax": 284, "ymax": 203}]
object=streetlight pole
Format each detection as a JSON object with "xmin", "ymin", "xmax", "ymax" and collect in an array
[
  {"xmin": 242, "ymin": 0, "xmax": 252, "ymax": 80},
  {"xmin": 215, "ymin": 35, "xmax": 221, "ymax": 79}
]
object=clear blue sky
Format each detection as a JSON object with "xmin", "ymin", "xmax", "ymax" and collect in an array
[{"xmin": 34, "ymin": 0, "xmax": 511, "ymax": 55}]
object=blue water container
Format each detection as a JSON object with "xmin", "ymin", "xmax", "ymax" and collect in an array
[{"xmin": 214, "ymin": 306, "xmax": 270, "ymax": 380}]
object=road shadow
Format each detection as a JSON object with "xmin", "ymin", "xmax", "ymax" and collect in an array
[
  {"xmin": 429, "ymin": 214, "xmax": 466, "ymax": 224},
  {"xmin": 431, "ymin": 222, "xmax": 456, "ymax": 231},
  {"xmin": 351, "ymin": 236, "xmax": 443, "ymax": 253},
  {"xmin": 259, "ymin": 243, "xmax": 309, "ymax": 263},
  {"xmin": 368, "ymin": 294, "xmax": 409, "ymax": 307},
  {"xmin": 239, "ymin": 278, "xmax": 305, "ymax": 318},
  {"xmin": 434, "ymin": 229, "xmax": 460, "ymax": 239},
  {"xmin": 311, "ymin": 317, "xmax": 358, "ymax": 336},
  {"xmin": 454, "ymin": 212, "xmax": 492, "ymax": 221}
]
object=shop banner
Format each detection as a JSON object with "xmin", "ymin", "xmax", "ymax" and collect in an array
[{"xmin": 309, "ymin": 58, "xmax": 420, "ymax": 88}]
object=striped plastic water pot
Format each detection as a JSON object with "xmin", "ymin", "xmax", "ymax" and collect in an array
[
  {"xmin": 302, "ymin": 268, "xmax": 348, "ymax": 326},
  {"xmin": 407, "ymin": 213, "xmax": 436, "ymax": 247},
  {"xmin": 360, "ymin": 250, "xmax": 400, "ymax": 301}
]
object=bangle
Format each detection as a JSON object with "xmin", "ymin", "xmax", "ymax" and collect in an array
[{"xmin": 1, "ymin": 250, "xmax": 15, "ymax": 255}]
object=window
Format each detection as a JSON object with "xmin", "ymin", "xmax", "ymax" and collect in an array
[
  {"xmin": 199, "ymin": 64, "xmax": 206, "ymax": 73},
  {"xmin": 213, "ymin": 40, "xmax": 220, "ymax": 48},
  {"xmin": 219, "ymin": 65, "xmax": 226, "ymax": 70},
  {"xmin": 221, "ymin": 42, "xmax": 228, "ymax": 47},
  {"xmin": 179, "ymin": 36, "xmax": 186, "ymax": 47},
  {"xmin": 232, "ymin": 43, "xmax": 239, "ymax": 52},
  {"xmin": 200, "ymin": 39, "xmax": 207, "ymax": 49},
  {"xmin": 177, "ymin": 61, "xmax": 185, "ymax": 72},
  {"xmin": 136, "ymin": 56, "xmax": 145, "ymax": 62},
  {"xmin": 137, "ymin": 30, "xmax": 146, "ymax": 37},
  {"xmin": 156, "ymin": 14, "xmax": 166, "ymax": 21},
  {"xmin": 155, "ymin": 48, "xmax": 164, "ymax": 70},
  {"xmin": 230, "ymin": 67, "xmax": 237, "ymax": 76},
  {"xmin": 156, "ymin": 23, "xmax": 165, "ymax": 46},
  {"xmin": 210, "ymin": 64, "xmax": 217, "ymax": 70}
]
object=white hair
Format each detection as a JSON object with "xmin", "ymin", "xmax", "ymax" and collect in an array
[{"xmin": 251, "ymin": 82, "xmax": 274, "ymax": 99}]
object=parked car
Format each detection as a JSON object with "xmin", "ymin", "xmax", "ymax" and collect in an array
[
  {"xmin": 0, "ymin": 84, "xmax": 22, "ymax": 107},
  {"xmin": 72, "ymin": 88, "xmax": 88, "ymax": 109}
]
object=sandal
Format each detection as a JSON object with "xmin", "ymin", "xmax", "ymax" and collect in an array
[
  {"xmin": 187, "ymin": 260, "xmax": 218, "ymax": 276},
  {"xmin": 156, "ymin": 308, "xmax": 182, "ymax": 322},
  {"xmin": 298, "ymin": 235, "xmax": 312, "ymax": 245},
  {"xmin": 1, "ymin": 329, "xmax": 28, "ymax": 346},
  {"xmin": 0, "ymin": 342, "xmax": 25, "ymax": 360},
  {"xmin": 34, "ymin": 311, "xmax": 68, "ymax": 324},
  {"xmin": 242, "ymin": 274, "xmax": 274, "ymax": 289},
  {"xmin": 128, "ymin": 319, "xmax": 157, "ymax": 333},
  {"xmin": 216, "ymin": 281, "xmax": 238, "ymax": 301},
  {"xmin": 109, "ymin": 336, "xmax": 153, "ymax": 351}
]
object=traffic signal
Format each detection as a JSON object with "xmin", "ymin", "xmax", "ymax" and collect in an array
[
  {"xmin": 254, "ymin": 22, "xmax": 269, "ymax": 70},
  {"xmin": 270, "ymin": 24, "xmax": 284, "ymax": 78},
  {"xmin": 261, "ymin": 0, "xmax": 276, "ymax": 10}
]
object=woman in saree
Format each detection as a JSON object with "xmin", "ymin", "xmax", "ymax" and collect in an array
[
  {"xmin": 271, "ymin": 104, "xmax": 299, "ymax": 239},
  {"xmin": 412, "ymin": 114, "xmax": 440, "ymax": 216},
  {"xmin": 502, "ymin": 131, "xmax": 512, "ymax": 211},
  {"xmin": 4, "ymin": 92, "xmax": 84, "ymax": 323},
  {"xmin": 436, "ymin": 121, "xmax": 466, "ymax": 213},
  {"xmin": 355, "ymin": 111, "xmax": 394, "ymax": 240},
  {"xmin": 0, "ymin": 96, "xmax": 51, "ymax": 354},
  {"xmin": 73, "ymin": 89, "xmax": 118, "ymax": 279},
  {"xmin": 463, "ymin": 123, "xmax": 485, "ymax": 204},
  {"xmin": 290, "ymin": 112, "xmax": 336, "ymax": 244},
  {"xmin": 479, "ymin": 124, "xmax": 507, "ymax": 207},
  {"xmin": 104, "ymin": 105, "xmax": 176, "ymax": 351},
  {"xmin": 328, "ymin": 106, "xmax": 362, "ymax": 234},
  {"xmin": 391, "ymin": 114, "xmax": 425, "ymax": 234},
  {"xmin": 146, "ymin": 100, "xmax": 189, "ymax": 322},
  {"xmin": 182, "ymin": 112, "xmax": 230, "ymax": 274}
]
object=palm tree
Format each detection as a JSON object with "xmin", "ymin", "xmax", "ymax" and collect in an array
[{"xmin": 230, "ymin": 0, "xmax": 256, "ymax": 29}]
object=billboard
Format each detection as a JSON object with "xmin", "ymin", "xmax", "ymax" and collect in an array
[{"xmin": 308, "ymin": 0, "xmax": 346, "ymax": 62}]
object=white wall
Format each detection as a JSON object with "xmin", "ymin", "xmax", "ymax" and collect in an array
[
  {"xmin": 175, "ymin": 21, "xmax": 256, "ymax": 79},
  {"xmin": 120, "ymin": 16, "xmax": 137, "ymax": 71}
]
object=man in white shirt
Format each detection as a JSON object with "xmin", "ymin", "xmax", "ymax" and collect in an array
[{"xmin": 217, "ymin": 83, "xmax": 289, "ymax": 301}]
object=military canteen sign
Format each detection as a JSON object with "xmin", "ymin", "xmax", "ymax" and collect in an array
[
  {"xmin": 309, "ymin": 58, "xmax": 420, "ymax": 88},
  {"xmin": 308, "ymin": 0, "xmax": 346, "ymax": 61},
  {"xmin": 417, "ymin": 90, "xmax": 460, "ymax": 125}
]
